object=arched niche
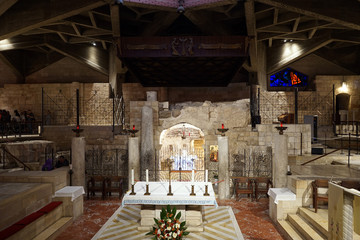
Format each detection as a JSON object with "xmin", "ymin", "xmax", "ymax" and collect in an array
[
  {"xmin": 336, "ymin": 93, "xmax": 350, "ymax": 122},
  {"xmin": 158, "ymin": 123, "xmax": 205, "ymax": 181}
]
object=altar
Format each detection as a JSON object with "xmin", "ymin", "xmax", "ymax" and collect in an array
[{"xmin": 122, "ymin": 181, "xmax": 217, "ymax": 231}]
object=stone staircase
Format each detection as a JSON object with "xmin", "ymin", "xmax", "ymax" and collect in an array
[{"xmin": 278, "ymin": 207, "xmax": 328, "ymax": 240}]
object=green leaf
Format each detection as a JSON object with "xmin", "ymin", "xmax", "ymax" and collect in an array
[
  {"xmin": 160, "ymin": 208, "xmax": 166, "ymax": 219},
  {"xmin": 175, "ymin": 212, "xmax": 181, "ymax": 220},
  {"xmin": 183, "ymin": 231, "xmax": 190, "ymax": 235},
  {"xmin": 172, "ymin": 206, "xmax": 177, "ymax": 215},
  {"xmin": 154, "ymin": 218, "xmax": 159, "ymax": 224},
  {"xmin": 180, "ymin": 221, "xmax": 186, "ymax": 228},
  {"xmin": 167, "ymin": 205, "xmax": 171, "ymax": 214},
  {"xmin": 145, "ymin": 231, "xmax": 153, "ymax": 236}
]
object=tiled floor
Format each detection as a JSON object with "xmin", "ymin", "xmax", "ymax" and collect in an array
[{"xmin": 55, "ymin": 196, "xmax": 285, "ymax": 240}]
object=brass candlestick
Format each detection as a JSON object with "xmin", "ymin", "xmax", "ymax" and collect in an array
[
  {"xmin": 190, "ymin": 185, "xmax": 196, "ymax": 196},
  {"xmin": 167, "ymin": 184, "xmax": 173, "ymax": 196},
  {"xmin": 203, "ymin": 184, "xmax": 210, "ymax": 196},
  {"xmin": 130, "ymin": 184, "xmax": 136, "ymax": 195},
  {"xmin": 166, "ymin": 158, "xmax": 174, "ymax": 196},
  {"xmin": 144, "ymin": 184, "xmax": 150, "ymax": 195}
]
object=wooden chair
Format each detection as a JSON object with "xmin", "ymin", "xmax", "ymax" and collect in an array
[
  {"xmin": 104, "ymin": 176, "xmax": 126, "ymax": 199},
  {"xmin": 312, "ymin": 179, "xmax": 329, "ymax": 213},
  {"xmin": 87, "ymin": 176, "xmax": 105, "ymax": 199},
  {"xmin": 254, "ymin": 177, "xmax": 273, "ymax": 201},
  {"xmin": 340, "ymin": 180, "xmax": 360, "ymax": 191},
  {"xmin": 234, "ymin": 177, "xmax": 254, "ymax": 201}
]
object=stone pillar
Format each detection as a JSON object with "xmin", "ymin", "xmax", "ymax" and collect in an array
[
  {"xmin": 71, "ymin": 137, "xmax": 86, "ymax": 187},
  {"xmin": 273, "ymin": 134, "xmax": 288, "ymax": 188},
  {"xmin": 128, "ymin": 137, "xmax": 140, "ymax": 189},
  {"xmin": 218, "ymin": 136, "xmax": 230, "ymax": 199},
  {"xmin": 146, "ymin": 91, "xmax": 157, "ymax": 101},
  {"xmin": 141, "ymin": 105, "xmax": 154, "ymax": 181}
]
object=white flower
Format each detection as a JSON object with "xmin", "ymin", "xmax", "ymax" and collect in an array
[
  {"xmin": 161, "ymin": 224, "xmax": 165, "ymax": 228},
  {"xmin": 172, "ymin": 232, "xmax": 178, "ymax": 238},
  {"xmin": 166, "ymin": 226, "xmax": 171, "ymax": 231},
  {"xmin": 175, "ymin": 223, "xmax": 180, "ymax": 229},
  {"xmin": 167, "ymin": 219, "xmax": 171, "ymax": 222},
  {"xmin": 177, "ymin": 230, "xmax": 181, "ymax": 235}
]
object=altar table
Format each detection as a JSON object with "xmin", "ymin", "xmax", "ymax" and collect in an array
[{"xmin": 122, "ymin": 181, "xmax": 217, "ymax": 231}]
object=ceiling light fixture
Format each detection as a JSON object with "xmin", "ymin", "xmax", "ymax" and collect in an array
[
  {"xmin": 91, "ymin": 41, "xmax": 97, "ymax": 46},
  {"xmin": 177, "ymin": 0, "xmax": 185, "ymax": 14}
]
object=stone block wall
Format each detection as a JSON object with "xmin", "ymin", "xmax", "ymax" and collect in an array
[
  {"xmin": 0, "ymin": 82, "xmax": 112, "ymax": 126},
  {"xmin": 260, "ymin": 75, "xmax": 360, "ymax": 126}
]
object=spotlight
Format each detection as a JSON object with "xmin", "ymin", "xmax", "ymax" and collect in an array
[
  {"xmin": 177, "ymin": 0, "xmax": 185, "ymax": 14},
  {"xmin": 91, "ymin": 41, "xmax": 97, "ymax": 46}
]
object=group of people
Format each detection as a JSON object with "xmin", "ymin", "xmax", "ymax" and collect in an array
[
  {"xmin": 42, "ymin": 156, "xmax": 69, "ymax": 171},
  {"xmin": 0, "ymin": 109, "xmax": 37, "ymax": 135}
]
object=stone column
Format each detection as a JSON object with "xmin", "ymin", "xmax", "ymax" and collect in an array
[
  {"xmin": 273, "ymin": 134, "xmax": 288, "ymax": 188},
  {"xmin": 71, "ymin": 137, "xmax": 86, "ymax": 187},
  {"xmin": 218, "ymin": 136, "xmax": 230, "ymax": 199},
  {"xmin": 141, "ymin": 105, "xmax": 154, "ymax": 181},
  {"xmin": 128, "ymin": 137, "xmax": 140, "ymax": 190}
]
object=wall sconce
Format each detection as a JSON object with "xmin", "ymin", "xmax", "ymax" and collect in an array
[{"xmin": 177, "ymin": 0, "xmax": 185, "ymax": 14}]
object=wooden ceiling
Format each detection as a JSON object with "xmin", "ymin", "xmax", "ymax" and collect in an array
[{"xmin": 0, "ymin": 0, "xmax": 359, "ymax": 86}]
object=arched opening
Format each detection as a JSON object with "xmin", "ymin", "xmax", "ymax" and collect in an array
[
  {"xmin": 158, "ymin": 123, "xmax": 205, "ymax": 181},
  {"xmin": 336, "ymin": 93, "xmax": 350, "ymax": 122}
]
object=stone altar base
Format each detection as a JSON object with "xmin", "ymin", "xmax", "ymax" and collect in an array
[
  {"xmin": 92, "ymin": 205, "xmax": 244, "ymax": 240},
  {"xmin": 138, "ymin": 205, "xmax": 204, "ymax": 232}
]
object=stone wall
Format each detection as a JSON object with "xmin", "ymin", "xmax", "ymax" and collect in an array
[
  {"xmin": 0, "ymin": 82, "xmax": 111, "ymax": 125},
  {"xmin": 259, "ymin": 75, "xmax": 360, "ymax": 126}
]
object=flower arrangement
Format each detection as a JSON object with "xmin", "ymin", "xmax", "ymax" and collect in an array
[{"xmin": 146, "ymin": 205, "xmax": 189, "ymax": 239}]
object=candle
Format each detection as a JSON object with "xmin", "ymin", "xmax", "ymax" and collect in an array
[
  {"xmin": 146, "ymin": 169, "xmax": 149, "ymax": 184},
  {"xmin": 133, "ymin": 125, "xmax": 135, "ymax": 131},
  {"xmin": 191, "ymin": 169, "xmax": 194, "ymax": 184},
  {"xmin": 280, "ymin": 122, "xmax": 283, "ymax": 127},
  {"xmin": 287, "ymin": 165, "xmax": 290, "ymax": 172},
  {"xmin": 205, "ymin": 170, "xmax": 208, "ymax": 183},
  {"xmin": 222, "ymin": 124, "xmax": 224, "ymax": 129},
  {"xmin": 131, "ymin": 169, "xmax": 134, "ymax": 185}
]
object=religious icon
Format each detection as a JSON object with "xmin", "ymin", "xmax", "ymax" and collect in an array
[{"xmin": 210, "ymin": 145, "xmax": 218, "ymax": 162}]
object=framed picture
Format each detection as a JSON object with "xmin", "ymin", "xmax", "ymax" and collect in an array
[{"xmin": 210, "ymin": 145, "xmax": 218, "ymax": 162}]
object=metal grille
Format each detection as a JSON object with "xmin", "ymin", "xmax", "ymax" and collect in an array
[
  {"xmin": 85, "ymin": 146, "xmax": 128, "ymax": 177},
  {"xmin": 158, "ymin": 145, "xmax": 205, "ymax": 182},
  {"xmin": 230, "ymin": 146, "xmax": 272, "ymax": 178},
  {"xmin": 260, "ymin": 90, "xmax": 333, "ymax": 125},
  {"xmin": 42, "ymin": 89, "xmax": 125, "ymax": 127}
]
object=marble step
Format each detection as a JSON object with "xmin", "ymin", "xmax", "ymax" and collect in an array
[
  {"xmin": 288, "ymin": 214, "xmax": 326, "ymax": 240},
  {"xmin": 33, "ymin": 217, "xmax": 73, "ymax": 240},
  {"xmin": 278, "ymin": 219, "xmax": 303, "ymax": 240},
  {"xmin": 299, "ymin": 207, "xmax": 328, "ymax": 237}
]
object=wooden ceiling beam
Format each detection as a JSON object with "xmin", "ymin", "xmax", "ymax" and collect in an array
[
  {"xmin": 256, "ymin": 0, "xmax": 360, "ymax": 30},
  {"xmin": 257, "ymin": 11, "xmax": 300, "ymax": 29},
  {"xmin": 0, "ymin": 0, "xmax": 17, "ymax": 16},
  {"xmin": 142, "ymin": 12, "xmax": 178, "ymax": 36},
  {"xmin": 45, "ymin": 39, "xmax": 109, "ymax": 75},
  {"xmin": 244, "ymin": 0, "xmax": 257, "ymax": 71},
  {"xmin": 0, "ymin": 36, "xmax": 44, "ymax": 51},
  {"xmin": 89, "ymin": 11, "xmax": 98, "ymax": 28},
  {"xmin": 184, "ymin": 10, "xmax": 230, "ymax": 35},
  {"xmin": 110, "ymin": 4, "xmax": 120, "ymax": 37},
  {"xmin": 267, "ymin": 36, "xmax": 333, "ymax": 73},
  {"xmin": 0, "ymin": 0, "xmax": 107, "ymax": 40},
  {"xmin": 71, "ymin": 23, "xmax": 82, "ymax": 36}
]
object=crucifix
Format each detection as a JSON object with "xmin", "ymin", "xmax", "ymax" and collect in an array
[{"xmin": 166, "ymin": 158, "xmax": 174, "ymax": 196}]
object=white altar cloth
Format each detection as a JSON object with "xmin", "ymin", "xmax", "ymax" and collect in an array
[
  {"xmin": 54, "ymin": 186, "xmax": 85, "ymax": 201},
  {"xmin": 268, "ymin": 188, "xmax": 296, "ymax": 204},
  {"xmin": 122, "ymin": 181, "xmax": 218, "ymax": 207}
]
